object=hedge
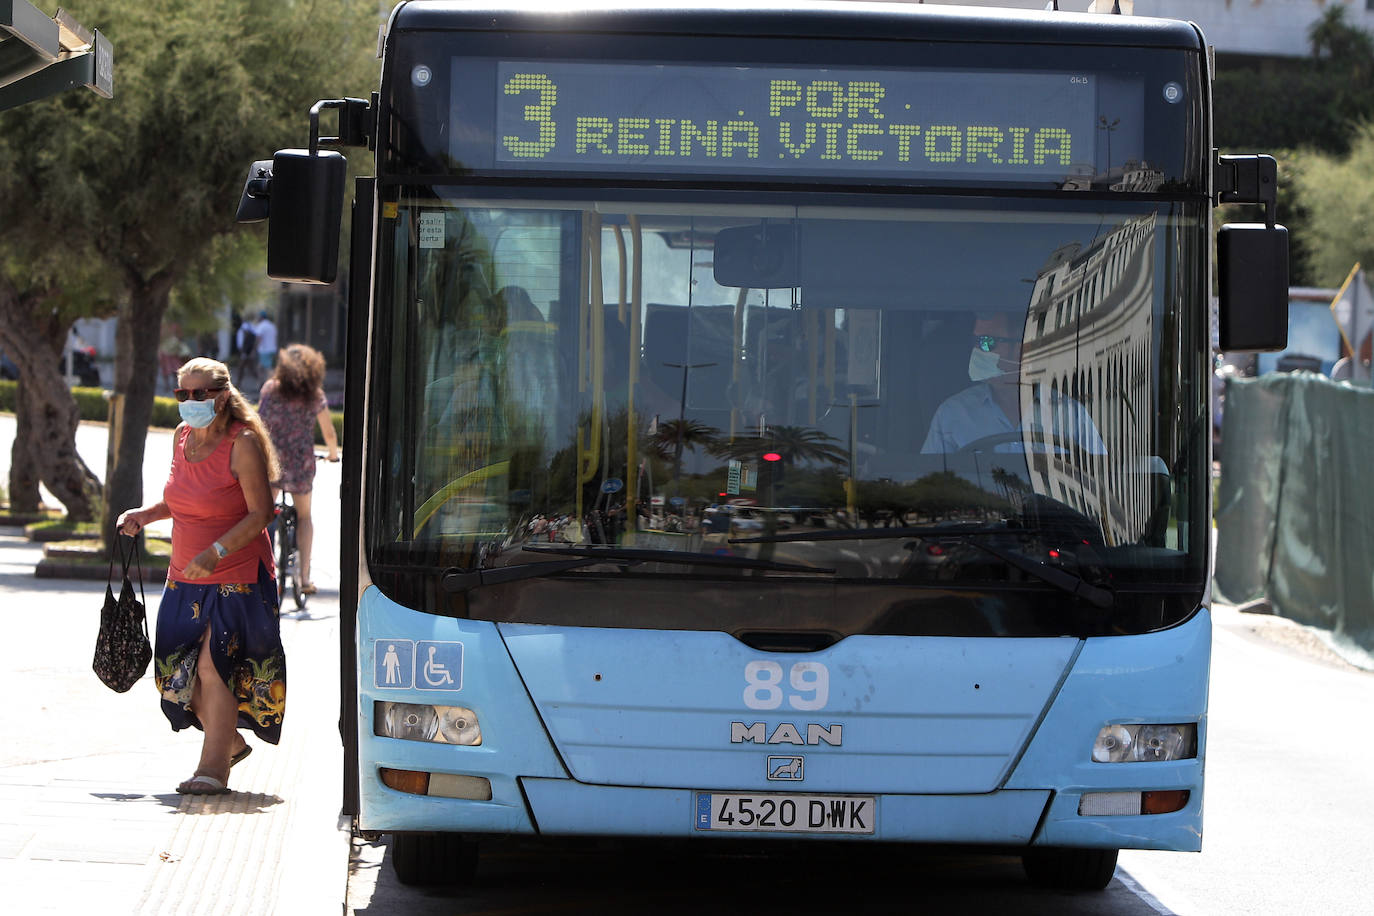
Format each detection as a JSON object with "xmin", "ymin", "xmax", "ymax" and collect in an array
[{"xmin": 0, "ymin": 380, "xmax": 343, "ymax": 443}]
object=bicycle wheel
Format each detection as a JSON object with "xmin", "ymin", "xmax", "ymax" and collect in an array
[
  {"xmin": 276, "ymin": 506, "xmax": 294, "ymax": 614},
  {"xmin": 290, "ymin": 528, "xmax": 306, "ymax": 610}
]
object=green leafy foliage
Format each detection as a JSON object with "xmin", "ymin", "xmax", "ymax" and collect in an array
[
  {"xmin": 1215, "ymin": 6, "xmax": 1374, "ymax": 157},
  {"xmin": 1, "ymin": 379, "xmax": 340, "ymax": 432},
  {"xmin": 1292, "ymin": 124, "xmax": 1374, "ymax": 286},
  {"xmin": 0, "ymin": 0, "xmax": 377, "ymax": 544},
  {"xmin": 0, "ymin": 0, "xmax": 378, "ymax": 286},
  {"xmin": 1212, "ymin": 6, "xmax": 1374, "ymax": 287}
]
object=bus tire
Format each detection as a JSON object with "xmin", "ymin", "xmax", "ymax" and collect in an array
[
  {"xmin": 389, "ymin": 831, "xmax": 478, "ymax": 886},
  {"xmin": 1021, "ymin": 847, "xmax": 1118, "ymax": 890}
]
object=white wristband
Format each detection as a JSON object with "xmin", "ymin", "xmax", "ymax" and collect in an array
[{"xmin": 212, "ymin": 540, "xmax": 229, "ymax": 559}]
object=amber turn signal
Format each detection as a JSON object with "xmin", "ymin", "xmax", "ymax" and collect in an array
[
  {"xmin": 379, "ymin": 767, "xmax": 431, "ymax": 795},
  {"xmin": 1141, "ymin": 789, "xmax": 1189, "ymax": 815}
]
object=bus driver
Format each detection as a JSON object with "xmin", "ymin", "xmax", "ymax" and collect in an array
[{"xmin": 921, "ymin": 311, "xmax": 1105, "ymax": 455}]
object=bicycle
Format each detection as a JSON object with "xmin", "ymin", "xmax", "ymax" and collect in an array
[
  {"xmin": 270, "ymin": 453, "xmax": 333, "ymax": 613},
  {"xmin": 273, "ymin": 490, "xmax": 307, "ymax": 612}
]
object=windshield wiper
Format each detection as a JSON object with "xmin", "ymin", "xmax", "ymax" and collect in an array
[
  {"xmin": 964, "ymin": 540, "xmax": 1114, "ymax": 609},
  {"xmin": 441, "ymin": 557, "xmax": 605, "ymax": 594},
  {"xmin": 731, "ymin": 526, "xmax": 1112, "ymax": 609},
  {"xmin": 521, "ymin": 544, "xmax": 834, "ymax": 574}
]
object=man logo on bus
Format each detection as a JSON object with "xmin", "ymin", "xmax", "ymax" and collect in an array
[
  {"xmin": 768, "ymin": 756, "xmax": 805, "ymax": 781},
  {"xmin": 730, "ymin": 721, "xmax": 843, "ymax": 746}
]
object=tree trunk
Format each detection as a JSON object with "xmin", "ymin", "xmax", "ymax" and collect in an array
[
  {"xmin": 0, "ymin": 277, "xmax": 100, "ymax": 519},
  {"xmin": 0, "ymin": 280, "xmax": 39, "ymax": 511},
  {"xmin": 17, "ymin": 361, "xmax": 101, "ymax": 520},
  {"xmin": 7, "ymin": 384, "xmax": 42, "ymax": 513},
  {"xmin": 101, "ymin": 273, "xmax": 174, "ymax": 556}
]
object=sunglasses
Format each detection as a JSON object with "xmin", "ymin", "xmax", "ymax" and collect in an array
[
  {"xmin": 173, "ymin": 387, "xmax": 225, "ymax": 402},
  {"xmin": 973, "ymin": 335, "xmax": 1020, "ymax": 352}
]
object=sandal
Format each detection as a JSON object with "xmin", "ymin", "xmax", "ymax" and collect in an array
[
  {"xmin": 300, "ymin": 583, "xmax": 318, "ymax": 596},
  {"xmin": 230, "ymin": 744, "xmax": 252, "ymax": 768},
  {"xmin": 177, "ymin": 774, "xmax": 230, "ymax": 795}
]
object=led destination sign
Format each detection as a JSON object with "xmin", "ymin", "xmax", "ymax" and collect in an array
[{"xmin": 489, "ymin": 60, "xmax": 1097, "ymax": 181}]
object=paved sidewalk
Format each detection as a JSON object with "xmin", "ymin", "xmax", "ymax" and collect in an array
[{"xmin": 0, "ymin": 528, "xmax": 350, "ymax": 915}]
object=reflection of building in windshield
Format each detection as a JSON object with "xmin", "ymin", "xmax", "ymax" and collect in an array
[
  {"xmin": 1019, "ymin": 213, "xmax": 1157, "ymax": 546},
  {"xmin": 1110, "ymin": 160, "xmax": 1165, "ymax": 193}
]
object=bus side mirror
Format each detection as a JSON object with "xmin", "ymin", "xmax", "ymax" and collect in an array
[
  {"xmin": 261, "ymin": 149, "xmax": 347, "ymax": 285},
  {"xmin": 1217, "ymin": 223, "xmax": 1289, "ymax": 351},
  {"xmin": 235, "ymin": 160, "xmax": 273, "ymax": 223}
]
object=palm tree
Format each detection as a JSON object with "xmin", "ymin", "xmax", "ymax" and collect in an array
[
  {"xmin": 710, "ymin": 425, "xmax": 848, "ymax": 468},
  {"xmin": 647, "ymin": 418, "xmax": 721, "ymax": 463}
]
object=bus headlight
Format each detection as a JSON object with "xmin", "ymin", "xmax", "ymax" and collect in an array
[
  {"xmin": 1091, "ymin": 723, "xmax": 1195, "ymax": 762},
  {"xmin": 375, "ymin": 701, "xmax": 483, "ymax": 746},
  {"xmin": 436, "ymin": 706, "xmax": 482, "ymax": 746},
  {"xmin": 379, "ymin": 701, "xmax": 438, "ymax": 742}
]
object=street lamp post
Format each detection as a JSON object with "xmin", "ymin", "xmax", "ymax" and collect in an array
[
  {"xmin": 831, "ymin": 390, "xmax": 878, "ymax": 521},
  {"xmin": 663, "ymin": 360, "xmax": 717, "ymax": 488},
  {"xmin": 1098, "ymin": 115, "xmax": 1119, "ymax": 182}
]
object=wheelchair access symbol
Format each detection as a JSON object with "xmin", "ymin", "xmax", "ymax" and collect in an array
[{"xmin": 416, "ymin": 641, "xmax": 464, "ymax": 690}]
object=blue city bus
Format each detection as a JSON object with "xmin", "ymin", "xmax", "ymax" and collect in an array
[{"xmin": 240, "ymin": 0, "xmax": 1288, "ymax": 890}]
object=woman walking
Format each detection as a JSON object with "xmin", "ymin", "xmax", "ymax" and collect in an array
[
  {"xmin": 256, "ymin": 343, "xmax": 340, "ymax": 595},
  {"xmin": 117, "ymin": 357, "xmax": 286, "ymax": 795}
]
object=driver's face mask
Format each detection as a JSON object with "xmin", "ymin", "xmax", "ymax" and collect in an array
[{"xmin": 968, "ymin": 346, "xmax": 1007, "ymax": 382}]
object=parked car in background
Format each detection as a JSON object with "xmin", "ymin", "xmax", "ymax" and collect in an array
[
  {"xmin": 61, "ymin": 338, "xmax": 102, "ymax": 387},
  {"xmin": 0, "ymin": 336, "xmax": 102, "ymax": 387}
]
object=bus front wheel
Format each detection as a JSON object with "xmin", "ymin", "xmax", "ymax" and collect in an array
[
  {"xmin": 1021, "ymin": 847, "xmax": 1118, "ymax": 890},
  {"xmin": 390, "ymin": 831, "xmax": 478, "ymax": 886}
]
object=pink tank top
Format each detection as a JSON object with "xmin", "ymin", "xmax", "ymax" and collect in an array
[{"xmin": 164, "ymin": 422, "xmax": 274, "ymax": 584}]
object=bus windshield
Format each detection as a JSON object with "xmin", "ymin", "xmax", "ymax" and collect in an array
[{"xmin": 367, "ymin": 191, "xmax": 1209, "ymax": 635}]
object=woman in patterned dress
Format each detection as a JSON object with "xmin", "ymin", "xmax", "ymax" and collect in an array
[
  {"xmin": 117, "ymin": 357, "xmax": 287, "ymax": 795},
  {"xmin": 256, "ymin": 343, "xmax": 340, "ymax": 594}
]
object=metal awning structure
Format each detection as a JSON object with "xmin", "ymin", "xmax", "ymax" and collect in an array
[{"xmin": 1, "ymin": 1, "xmax": 112, "ymax": 112}]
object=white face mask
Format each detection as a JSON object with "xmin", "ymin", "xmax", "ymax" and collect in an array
[
  {"xmin": 178, "ymin": 399, "xmax": 218, "ymax": 429},
  {"xmin": 968, "ymin": 346, "xmax": 1007, "ymax": 382}
]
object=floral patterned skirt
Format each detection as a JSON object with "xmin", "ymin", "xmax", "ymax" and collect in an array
[{"xmin": 153, "ymin": 561, "xmax": 286, "ymax": 744}]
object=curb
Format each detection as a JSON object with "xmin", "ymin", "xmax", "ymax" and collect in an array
[{"xmin": 33, "ymin": 559, "xmax": 170, "ymax": 581}]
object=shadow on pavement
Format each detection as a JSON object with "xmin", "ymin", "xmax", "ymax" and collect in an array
[{"xmin": 348, "ymin": 835, "xmax": 1176, "ymax": 915}]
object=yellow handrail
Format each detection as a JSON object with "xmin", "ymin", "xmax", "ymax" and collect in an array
[{"xmin": 412, "ymin": 461, "xmax": 511, "ymax": 537}]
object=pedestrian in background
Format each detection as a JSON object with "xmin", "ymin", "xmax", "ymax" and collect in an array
[
  {"xmin": 158, "ymin": 324, "xmax": 190, "ymax": 394},
  {"xmin": 235, "ymin": 312, "xmax": 260, "ymax": 387},
  {"xmin": 252, "ymin": 310, "xmax": 278, "ymax": 378},
  {"xmin": 116, "ymin": 357, "xmax": 287, "ymax": 795},
  {"xmin": 257, "ymin": 343, "xmax": 339, "ymax": 595}
]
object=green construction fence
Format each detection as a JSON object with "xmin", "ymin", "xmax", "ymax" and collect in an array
[{"xmin": 1214, "ymin": 371, "xmax": 1374, "ymax": 661}]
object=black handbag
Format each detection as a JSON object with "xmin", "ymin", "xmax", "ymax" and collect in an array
[{"xmin": 92, "ymin": 533, "xmax": 152, "ymax": 693}]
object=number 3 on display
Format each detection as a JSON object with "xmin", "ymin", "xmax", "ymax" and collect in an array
[
  {"xmin": 502, "ymin": 73, "xmax": 558, "ymax": 158},
  {"xmin": 743, "ymin": 661, "xmax": 830, "ymax": 710}
]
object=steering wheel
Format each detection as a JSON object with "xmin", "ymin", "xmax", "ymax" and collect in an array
[
  {"xmin": 954, "ymin": 430, "xmax": 1073, "ymax": 456},
  {"xmin": 952, "ymin": 433, "xmax": 1106, "ymax": 545}
]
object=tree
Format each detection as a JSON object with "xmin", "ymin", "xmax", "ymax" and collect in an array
[
  {"xmin": 1209, "ymin": 6, "xmax": 1374, "ymax": 287},
  {"xmin": 710, "ymin": 425, "xmax": 849, "ymax": 469},
  {"xmin": 1215, "ymin": 6, "xmax": 1374, "ymax": 157},
  {"xmin": 1292, "ymin": 124, "xmax": 1374, "ymax": 286},
  {"xmin": 0, "ymin": 259, "xmax": 108, "ymax": 517},
  {"xmin": 647, "ymin": 417, "xmax": 721, "ymax": 479},
  {"xmin": 0, "ymin": 0, "xmax": 377, "ymax": 546}
]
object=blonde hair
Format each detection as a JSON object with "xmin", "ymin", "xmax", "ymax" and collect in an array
[{"xmin": 177, "ymin": 357, "xmax": 282, "ymax": 481}]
